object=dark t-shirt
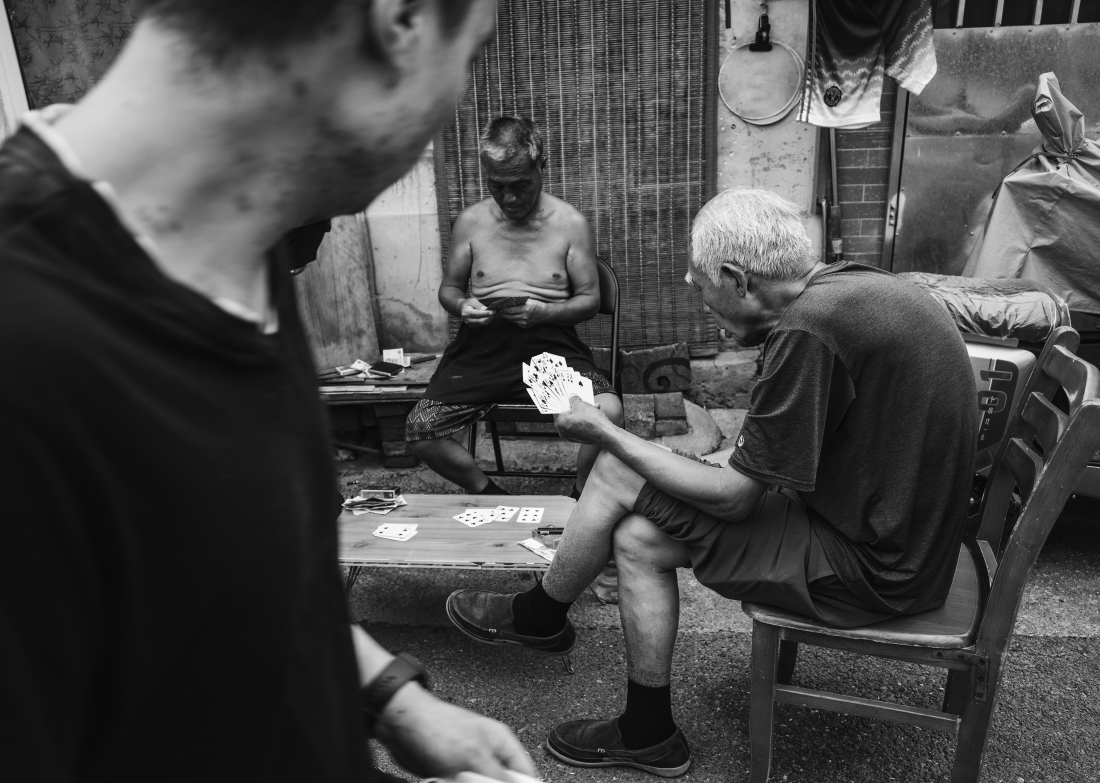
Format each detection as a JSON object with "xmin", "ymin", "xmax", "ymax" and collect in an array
[
  {"xmin": 0, "ymin": 130, "xmax": 366, "ymax": 780},
  {"xmin": 729, "ymin": 262, "xmax": 978, "ymax": 615}
]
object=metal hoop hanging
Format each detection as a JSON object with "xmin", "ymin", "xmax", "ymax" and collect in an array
[{"xmin": 719, "ymin": 39, "xmax": 804, "ymax": 126}]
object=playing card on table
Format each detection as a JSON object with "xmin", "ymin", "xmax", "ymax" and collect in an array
[
  {"xmin": 487, "ymin": 505, "xmax": 516, "ymax": 521},
  {"xmin": 517, "ymin": 507, "xmax": 544, "ymax": 524},
  {"xmin": 453, "ymin": 509, "xmax": 496, "ymax": 527},
  {"xmin": 373, "ymin": 523, "xmax": 417, "ymax": 541}
]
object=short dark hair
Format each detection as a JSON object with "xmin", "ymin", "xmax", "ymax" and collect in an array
[
  {"xmin": 141, "ymin": 0, "xmax": 479, "ymax": 63},
  {"xmin": 479, "ymin": 116, "xmax": 546, "ymax": 168}
]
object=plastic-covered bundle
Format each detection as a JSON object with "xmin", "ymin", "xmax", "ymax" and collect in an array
[
  {"xmin": 899, "ymin": 272, "xmax": 1070, "ymax": 343},
  {"xmin": 963, "ymin": 73, "xmax": 1100, "ymax": 316}
]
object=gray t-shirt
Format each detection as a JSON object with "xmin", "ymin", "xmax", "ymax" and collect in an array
[{"xmin": 729, "ymin": 262, "xmax": 978, "ymax": 615}]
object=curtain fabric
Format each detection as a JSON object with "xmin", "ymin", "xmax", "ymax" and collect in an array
[
  {"xmin": 438, "ymin": 0, "xmax": 718, "ymax": 353},
  {"xmin": 8, "ymin": 0, "xmax": 138, "ymax": 108}
]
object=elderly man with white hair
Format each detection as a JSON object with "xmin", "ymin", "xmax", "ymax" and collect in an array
[{"xmin": 447, "ymin": 187, "xmax": 978, "ymax": 776}]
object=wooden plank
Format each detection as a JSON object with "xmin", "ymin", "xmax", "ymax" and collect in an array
[
  {"xmin": 777, "ymin": 628, "xmax": 972, "ymax": 671},
  {"xmin": 338, "ymin": 494, "xmax": 575, "ymax": 569},
  {"xmin": 294, "ymin": 213, "xmax": 380, "ymax": 369},
  {"xmin": 775, "ymin": 685, "xmax": 961, "ymax": 734}
]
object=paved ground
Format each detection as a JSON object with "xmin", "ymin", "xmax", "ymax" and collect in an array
[{"xmin": 338, "ymin": 435, "xmax": 1100, "ymax": 783}]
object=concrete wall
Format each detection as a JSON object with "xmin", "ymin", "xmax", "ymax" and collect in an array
[
  {"xmin": 718, "ymin": 2, "xmax": 822, "ymax": 259},
  {"xmin": 366, "ymin": 144, "xmax": 451, "ymax": 353}
]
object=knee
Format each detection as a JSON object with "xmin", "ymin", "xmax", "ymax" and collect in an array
[
  {"xmin": 598, "ymin": 394, "xmax": 624, "ymax": 427},
  {"xmin": 612, "ymin": 513, "xmax": 667, "ymax": 566},
  {"xmin": 589, "ymin": 449, "xmax": 632, "ymax": 489}
]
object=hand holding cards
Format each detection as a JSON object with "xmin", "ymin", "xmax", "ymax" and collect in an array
[
  {"xmin": 522, "ymin": 352, "xmax": 596, "ymax": 414},
  {"xmin": 477, "ymin": 296, "xmax": 529, "ymax": 312}
]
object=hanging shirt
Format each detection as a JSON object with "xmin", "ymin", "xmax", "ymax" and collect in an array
[{"xmin": 799, "ymin": 0, "xmax": 937, "ymax": 128}]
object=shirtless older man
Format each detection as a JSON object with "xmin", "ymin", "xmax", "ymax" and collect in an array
[{"xmin": 407, "ymin": 116, "xmax": 623, "ymax": 494}]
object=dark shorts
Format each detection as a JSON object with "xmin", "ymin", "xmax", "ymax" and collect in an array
[
  {"xmin": 405, "ymin": 370, "xmax": 616, "ymax": 442},
  {"xmin": 633, "ymin": 480, "xmax": 891, "ymax": 628}
]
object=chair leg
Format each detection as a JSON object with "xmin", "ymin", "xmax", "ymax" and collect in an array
[
  {"xmin": 950, "ymin": 661, "xmax": 1001, "ymax": 783},
  {"xmin": 488, "ymin": 419, "xmax": 505, "ymax": 473},
  {"xmin": 344, "ymin": 566, "xmax": 362, "ymax": 598},
  {"xmin": 776, "ymin": 640, "xmax": 799, "ymax": 685},
  {"xmin": 749, "ymin": 622, "xmax": 781, "ymax": 783},
  {"xmin": 942, "ymin": 668, "xmax": 970, "ymax": 715},
  {"xmin": 467, "ymin": 421, "xmax": 478, "ymax": 457}
]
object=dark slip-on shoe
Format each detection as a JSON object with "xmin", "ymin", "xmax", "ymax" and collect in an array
[
  {"xmin": 547, "ymin": 717, "xmax": 691, "ymax": 778},
  {"xmin": 445, "ymin": 589, "xmax": 576, "ymax": 657}
]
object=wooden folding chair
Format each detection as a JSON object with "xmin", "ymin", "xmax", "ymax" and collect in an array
[
  {"xmin": 466, "ymin": 256, "xmax": 620, "ymax": 479},
  {"xmin": 742, "ymin": 326, "xmax": 1100, "ymax": 783}
]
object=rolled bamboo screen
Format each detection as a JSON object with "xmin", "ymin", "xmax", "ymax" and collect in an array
[{"xmin": 437, "ymin": 0, "xmax": 718, "ymax": 353}]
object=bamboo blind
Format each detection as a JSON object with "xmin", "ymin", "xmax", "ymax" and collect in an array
[{"xmin": 437, "ymin": 0, "xmax": 718, "ymax": 353}]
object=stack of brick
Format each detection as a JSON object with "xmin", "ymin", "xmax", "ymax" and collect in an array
[
  {"xmin": 374, "ymin": 402, "xmax": 419, "ymax": 468},
  {"xmin": 623, "ymin": 392, "xmax": 689, "ymax": 439}
]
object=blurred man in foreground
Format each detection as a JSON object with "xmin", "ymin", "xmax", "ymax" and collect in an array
[{"xmin": 0, "ymin": 0, "xmax": 536, "ymax": 780}]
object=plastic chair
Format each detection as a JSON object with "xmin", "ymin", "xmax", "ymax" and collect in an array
[
  {"xmin": 741, "ymin": 326, "xmax": 1100, "ymax": 783},
  {"xmin": 466, "ymin": 256, "xmax": 620, "ymax": 480}
]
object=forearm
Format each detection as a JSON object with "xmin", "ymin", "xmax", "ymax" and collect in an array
[
  {"xmin": 537, "ymin": 293, "xmax": 599, "ymax": 326},
  {"xmin": 439, "ymin": 285, "xmax": 471, "ymax": 318},
  {"xmin": 592, "ymin": 421, "xmax": 757, "ymax": 520},
  {"xmin": 350, "ymin": 623, "xmax": 396, "ymax": 686},
  {"xmin": 350, "ymin": 623, "xmax": 434, "ymax": 725}
]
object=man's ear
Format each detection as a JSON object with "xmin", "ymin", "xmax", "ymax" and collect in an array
[
  {"xmin": 369, "ymin": 0, "xmax": 428, "ymax": 68},
  {"xmin": 720, "ymin": 263, "xmax": 749, "ymax": 298}
]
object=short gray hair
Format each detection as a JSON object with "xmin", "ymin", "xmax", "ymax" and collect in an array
[
  {"xmin": 479, "ymin": 116, "xmax": 546, "ymax": 168},
  {"xmin": 691, "ymin": 188, "xmax": 812, "ymax": 283}
]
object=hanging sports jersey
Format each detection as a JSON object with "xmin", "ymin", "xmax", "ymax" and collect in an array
[{"xmin": 799, "ymin": 0, "xmax": 936, "ymax": 128}]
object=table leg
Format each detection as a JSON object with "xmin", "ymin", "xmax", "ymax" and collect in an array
[{"xmin": 344, "ymin": 566, "xmax": 362, "ymax": 598}]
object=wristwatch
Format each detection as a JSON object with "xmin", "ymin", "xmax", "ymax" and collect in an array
[{"xmin": 361, "ymin": 652, "xmax": 429, "ymax": 725}]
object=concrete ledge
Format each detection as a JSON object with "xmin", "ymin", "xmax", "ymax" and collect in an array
[{"xmin": 688, "ymin": 348, "xmax": 760, "ymax": 409}]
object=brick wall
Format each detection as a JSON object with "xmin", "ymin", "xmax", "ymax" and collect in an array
[{"xmin": 834, "ymin": 79, "xmax": 898, "ymax": 269}]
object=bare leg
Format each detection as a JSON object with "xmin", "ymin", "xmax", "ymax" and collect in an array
[
  {"xmin": 542, "ymin": 450, "xmax": 645, "ymax": 602},
  {"xmin": 613, "ymin": 514, "xmax": 691, "ymax": 686},
  {"xmin": 576, "ymin": 393, "xmax": 625, "ymax": 491},
  {"xmin": 407, "ymin": 435, "xmax": 489, "ymax": 493}
]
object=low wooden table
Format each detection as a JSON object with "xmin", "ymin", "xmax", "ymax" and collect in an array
[
  {"xmin": 339, "ymin": 493, "xmax": 576, "ymax": 584},
  {"xmin": 340, "ymin": 493, "xmax": 578, "ymax": 672}
]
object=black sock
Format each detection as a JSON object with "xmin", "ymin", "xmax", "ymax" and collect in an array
[
  {"xmin": 617, "ymin": 680, "xmax": 676, "ymax": 749},
  {"xmin": 478, "ymin": 478, "xmax": 508, "ymax": 495},
  {"xmin": 568, "ymin": 482, "xmax": 581, "ymax": 500},
  {"xmin": 511, "ymin": 580, "xmax": 572, "ymax": 637}
]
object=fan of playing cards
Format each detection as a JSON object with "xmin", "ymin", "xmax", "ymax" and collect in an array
[{"xmin": 522, "ymin": 352, "xmax": 596, "ymax": 414}]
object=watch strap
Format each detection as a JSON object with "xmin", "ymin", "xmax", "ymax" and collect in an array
[{"xmin": 360, "ymin": 652, "xmax": 428, "ymax": 721}]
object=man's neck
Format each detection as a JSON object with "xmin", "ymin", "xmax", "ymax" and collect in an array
[{"xmin": 50, "ymin": 25, "xmax": 330, "ymax": 316}]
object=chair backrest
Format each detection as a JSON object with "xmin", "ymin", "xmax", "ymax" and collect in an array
[
  {"xmin": 594, "ymin": 256, "xmax": 620, "ymax": 389},
  {"xmin": 975, "ymin": 326, "xmax": 1081, "ymax": 548},
  {"xmin": 972, "ymin": 329, "xmax": 1100, "ymax": 657}
]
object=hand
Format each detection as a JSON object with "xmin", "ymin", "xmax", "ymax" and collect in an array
[
  {"xmin": 375, "ymin": 683, "xmax": 536, "ymax": 781},
  {"xmin": 554, "ymin": 396, "xmax": 609, "ymax": 445},
  {"xmin": 499, "ymin": 300, "xmax": 546, "ymax": 329},
  {"xmin": 461, "ymin": 298, "xmax": 496, "ymax": 327}
]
